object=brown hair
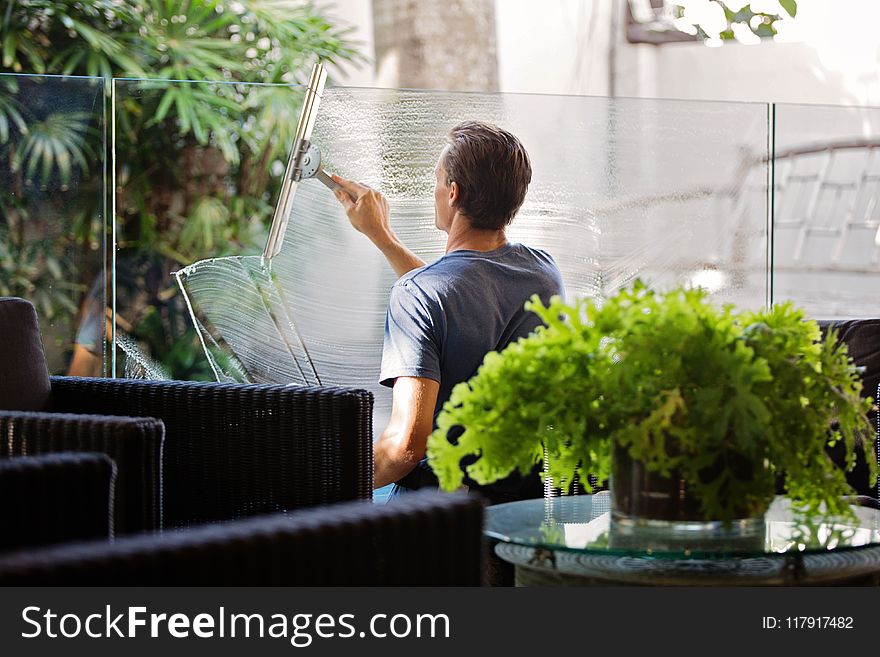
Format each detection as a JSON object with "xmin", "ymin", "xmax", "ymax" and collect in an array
[{"xmin": 441, "ymin": 121, "xmax": 532, "ymax": 231}]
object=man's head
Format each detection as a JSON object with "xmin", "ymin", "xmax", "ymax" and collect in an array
[{"xmin": 434, "ymin": 121, "xmax": 532, "ymax": 233}]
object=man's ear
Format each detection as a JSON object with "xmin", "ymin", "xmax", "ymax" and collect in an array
[{"xmin": 448, "ymin": 180, "xmax": 459, "ymax": 208}]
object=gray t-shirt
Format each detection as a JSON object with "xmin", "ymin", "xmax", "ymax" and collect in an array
[
  {"xmin": 380, "ymin": 244, "xmax": 563, "ymax": 503},
  {"xmin": 379, "ymin": 242, "xmax": 564, "ymax": 499}
]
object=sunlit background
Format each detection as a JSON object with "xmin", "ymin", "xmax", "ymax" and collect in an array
[{"xmin": 328, "ymin": 0, "xmax": 880, "ymax": 105}]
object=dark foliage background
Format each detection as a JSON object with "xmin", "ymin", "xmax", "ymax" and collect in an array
[{"xmin": 0, "ymin": 0, "xmax": 362, "ymax": 378}]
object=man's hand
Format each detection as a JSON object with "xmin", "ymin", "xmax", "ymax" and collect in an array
[
  {"xmin": 331, "ymin": 174, "xmax": 392, "ymax": 246},
  {"xmin": 330, "ymin": 173, "xmax": 427, "ymax": 278}
]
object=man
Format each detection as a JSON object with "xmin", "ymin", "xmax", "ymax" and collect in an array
[{"xmin": 331, "ymin": 121, "xmax": 564, "ymax": 503}]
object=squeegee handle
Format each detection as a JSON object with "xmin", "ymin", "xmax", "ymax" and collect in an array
[{"xmin": 315, "ymin": 168, "xmax": 356, "ymax": 201}]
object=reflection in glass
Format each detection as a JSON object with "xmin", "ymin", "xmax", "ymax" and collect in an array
[
  {"xmin": 772, "ymin": 103, "xmax": 880, "ymax": 318},
  {"xmin": 112, "ymin": 79, "xmax": 306, "ymax": 380},
  {"xmin": 0, "ymin": 74, "xmax": 105, "ymax": 375}
]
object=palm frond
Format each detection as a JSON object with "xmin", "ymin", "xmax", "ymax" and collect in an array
[{"xmin": 12, "ymin": 111, "xmax": 95, "ymax": 186}]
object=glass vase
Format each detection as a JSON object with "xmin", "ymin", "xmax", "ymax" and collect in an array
[{"xmin": 609, "ymin": 444, "xmax": 767, "ymax": 552}]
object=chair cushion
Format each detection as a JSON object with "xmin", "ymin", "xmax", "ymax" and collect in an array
[
  {"xmin": 0, "ymin": 298, "xmax": 51, "ymax": 411},
  {"xmin": 817, "ymin": 319, "xmax": 880, "ymax": 399}
]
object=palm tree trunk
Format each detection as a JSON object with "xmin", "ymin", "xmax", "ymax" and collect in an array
[{"xmin": 371, "ymin": 0, "xmax": 499, "ymax": 92}]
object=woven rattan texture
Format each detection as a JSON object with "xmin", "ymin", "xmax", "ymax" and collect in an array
[
  {"xmin": 49, "ymin": 377, "xmax": 373, "ymax": 528},
  {"xmin": 0, "ymin": 491, "xmax": 484, "ymax": 585},
  {"xmin": 0, "ymin": 452, "xmax": 115, "ymax": 550},
  {"xmin": 0, "ymin": 409, "xmax": 162, "ymax": 533}
]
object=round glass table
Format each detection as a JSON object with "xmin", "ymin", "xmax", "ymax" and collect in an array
[{"xmin": 485, "ymin": 493, "xmax": 880, "ymax": 586}]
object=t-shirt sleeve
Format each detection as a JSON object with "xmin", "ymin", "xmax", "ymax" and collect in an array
[{"xmin": 379, "ymin": 281, "xmax": 442, "ymax": 387}]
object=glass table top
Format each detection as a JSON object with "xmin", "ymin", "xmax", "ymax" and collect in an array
[{"xmin": 485, "ymin": 493, "xmax": 880, "ymax": 559}]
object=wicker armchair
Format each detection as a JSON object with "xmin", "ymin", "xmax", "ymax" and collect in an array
[
  {"xmin": 48, "ymin": 377, "xmax": 373, "ymax": 528},
  {"xmin": 0, "ymin": 296, "xmax": 374, "ymax": 534},
  {"xmin": 0, "ymin": 491, "xmax": 485, "ymax": 586},
  {"xmin": 0, "ymin": 412, "xmax": 162, "ymax": 533},
  {"xmin": 0, "ymin": 452, "xmax": 115, "ymax": 550}
]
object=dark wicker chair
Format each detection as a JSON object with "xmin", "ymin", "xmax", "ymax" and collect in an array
[
  {"xmin": 47, "ymin": 377, "xmax": 373, "ymax": 529},
  {"xmin": 0, "ymin": 412, "xmax": 162, "ymax": 533},
  {"xmin": 0, "ymin": 452, "xmax": 115, "ymax": 550},
  {"xmin": 0, "ymin": 297, "xmax": 374, "ymax": 532},
  {"xmin": 0, "ymin": 491, "xmax": 485, "ymax": 586}
]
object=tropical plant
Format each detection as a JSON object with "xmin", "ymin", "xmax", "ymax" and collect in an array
[
  {"xmin": 0, "ymin": 74, "xmax": 100, "ymax": 333},
  {"xmin": 0, "ymin": 0, "xmax": 362, "ymax": 378},
  {"xmin": 427, "ymin": 282, "xmax": 876, "ymax": 521}
]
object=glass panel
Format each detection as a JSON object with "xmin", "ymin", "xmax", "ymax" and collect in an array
[
  {"xmin": 111, "ymin": 79, "xmax": 305, "ymax": 379},
  {"xmin": 0, "ymin": 74, "xmax": 105, "ymax": 376},
  {"xmin": 772, "ymin": 103, "xmax": 880, "ymax": 318},
  {"xmin": 167, "ymin": 86, "xmax": 769, "ymax": 437}
]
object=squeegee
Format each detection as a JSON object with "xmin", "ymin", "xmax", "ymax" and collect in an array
[{"xmin": 263, "ymin": 61, "xmax": 349, "ymax": 261}]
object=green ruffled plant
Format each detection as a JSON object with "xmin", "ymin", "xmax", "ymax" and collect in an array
[{"xmin": 427, "ymin": 281, "xmax": 876, "ymax": 521}]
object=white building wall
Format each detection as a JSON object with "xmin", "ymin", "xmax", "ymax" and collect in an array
[
  {"xmin": 320, "ymin": 0, "xmax": 376, "ymax": 87},
  {"xmin": 328, "ymin": 0, "xmax": 880, "ymax": 105},
  {"xmin": 491, "ymin": 0, "xmax": 880, "ymax": 106}
]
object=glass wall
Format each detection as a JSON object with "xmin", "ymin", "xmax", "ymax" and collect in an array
[
  {"xmin": 14, "ymin": 77, "xmax": 879, "ymax": 391},
  {"xmin": 772, "ymin": 103, "xmax": 880, "ymax": 318},
  {"xmin": 0, "ymin": 74, "xmax": 105, "ymax": 376},
  {"xmin": 111, "ymin": 78, "xmax": 305, "ymax": 379},
  {"xmin": 161, "ymin": 84, "xmax": 770, "ymax": 437}
]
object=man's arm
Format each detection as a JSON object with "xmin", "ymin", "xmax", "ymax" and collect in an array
[
  {"xmin": 331, "ymin": 174, "xmax": 426, "ymax": 278},
  {"xmin": 373, "ymin": 376, "xmax": 440, "ymax": 489}
]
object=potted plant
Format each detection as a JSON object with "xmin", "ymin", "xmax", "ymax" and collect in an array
[{"xmin": 427, "ymin": 282, "xmax": 876, "ymax": 533}]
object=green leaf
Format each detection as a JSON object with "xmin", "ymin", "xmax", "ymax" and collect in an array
[
  {"xmin": 151, "ymin": 89, "xmax": 177, "ymax": 124},
  {"xmin": 2, "ymin": 33, "xmax": 16, "ymax": 68},
  {"xmin": 778, "ymin": 0, "xmax": 798, "ymax": 18}
]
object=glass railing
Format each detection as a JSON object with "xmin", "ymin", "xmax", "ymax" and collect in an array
[
  {"xmin": 109, "ymin": 81, "xmax": 771, "ymax": 441},
  {"xmin": 110, "ymin": 78, "xmax": 306, "ymax": 380},
  {"xmin": 771, "ymin": 102, "xmax": 880, "ymax": 319},
  {"xmin": 0, "ymin": 73, "xmax": 106, "ymax": 376},
  {"xmin": 7, "ymin": 74, "xmax": 878, "ymax": 397}
]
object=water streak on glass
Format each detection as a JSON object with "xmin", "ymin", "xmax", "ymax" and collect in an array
[{"xmin": 175, "ymin": 87, "xmax": 769, "ymax": 433}]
